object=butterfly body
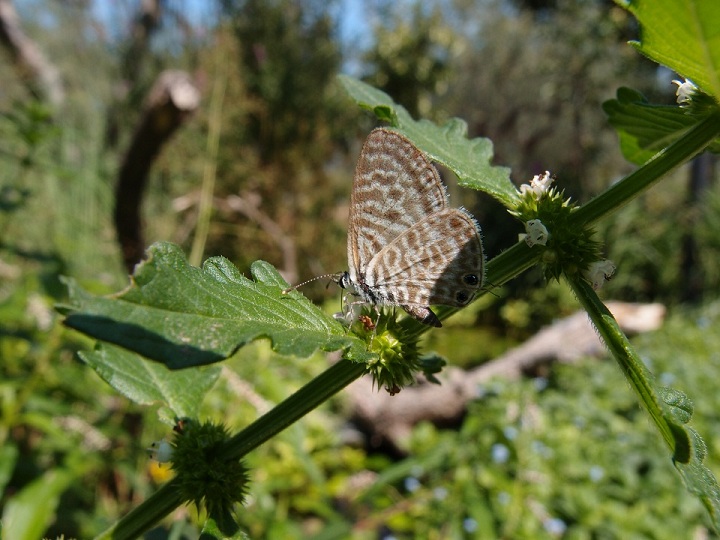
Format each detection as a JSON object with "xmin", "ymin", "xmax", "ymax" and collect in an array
[{"xmin": 340, "ymin": 128, "xmax": 485, "ymax": 328}]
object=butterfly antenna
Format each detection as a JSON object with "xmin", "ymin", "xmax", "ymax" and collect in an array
[{"xmin": 282, "ymin": 273, "xmax": 342, "ymax": 295}]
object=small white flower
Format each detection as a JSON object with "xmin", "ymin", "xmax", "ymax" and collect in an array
[
  {"xmin": 671, "ymin": 78, "xmax": 697, "ymax": 106},
  {"xmin": 583, "ymin": 260, "xmax": 616, "ymax": 290},
  {"xmin": 523, "ymin": 219, "xmax": 549, "ymax": 247},
  {"xmin": 147, "ymin": 440, "xmax": 174, "ymax": 463},
  {"xmin": 519, "ymin": 171, "xmax": 554, "ymax": 198}
]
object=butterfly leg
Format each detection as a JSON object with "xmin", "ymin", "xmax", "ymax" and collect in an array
[{"xmin": 333, "ymin": 293, "xmax": 361, "ymax": 326}]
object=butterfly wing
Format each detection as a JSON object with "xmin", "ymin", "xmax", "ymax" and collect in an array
[
  {"xmin": 347, "ymin": 128, "xmax": 448, "ymax": 283},
  {"xmin": 364, "ymin": 207, "xmax": 485, "ymax": 310}
]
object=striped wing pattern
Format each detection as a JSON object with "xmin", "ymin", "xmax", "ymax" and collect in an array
[{"xmin": 345, "ymin": 128, "xmax": 485, "ymax": 327}]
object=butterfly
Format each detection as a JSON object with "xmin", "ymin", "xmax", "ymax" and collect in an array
[{"xmin": 334, "ymin": 128, "xmax": 485, "ymax": 328}]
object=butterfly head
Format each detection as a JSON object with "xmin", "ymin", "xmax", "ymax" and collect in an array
[{"xmin": 333, "ymin": 271, "xmax": 352, "ymax": 291}]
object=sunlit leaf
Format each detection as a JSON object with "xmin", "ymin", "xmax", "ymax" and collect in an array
[
  {"xmin": 338, "ymin": 75, "xmax": 518, "ymax": 208},
  {"xmin": 60, "ymin": 242, "xmax": 372, "ymax": 370},
  {"xmin": 620, "ymin": 0, "xmax": 720, "ymax": 99}
]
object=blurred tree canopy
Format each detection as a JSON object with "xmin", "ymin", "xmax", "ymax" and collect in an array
[{"xmin": 0, "ymin": 0, "xmax": 712, "ymax": 316}]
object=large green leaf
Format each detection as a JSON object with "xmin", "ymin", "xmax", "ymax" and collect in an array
[
  {"xmin": 338, "ymin": 75, "xmax": 518, "ymax": 208},
  {"xmin": 60, "ymin": 242, "xmax": 371, "ymax": 370},
  {"xmin": 603, "ymin": 87, "xmax": 720, "ymax": 164},
  {"xmin": 620, "ymin": 0, "xmax": 720, "ymax": 99},
  {"xmin": 79, "ymin": 344, "xmax": 221, "ymax": 418},
  {"xmin": 606, "ymin": 0, "xmax": 720, "ymax": 165}
]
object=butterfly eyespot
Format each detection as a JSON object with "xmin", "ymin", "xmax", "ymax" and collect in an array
[
  {"xmin": 455, "ymin": 290, "xmax": 471, "ymax": 304},
  {"xmin": 463, "ymin": 274, "xmax": 479, "ymax": 286}
]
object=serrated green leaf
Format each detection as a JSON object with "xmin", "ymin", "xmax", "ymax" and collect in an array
[
  {"xmin": 603, "ymin": 87, "xmax": 720, "ymax": 164},
  {"xmin": 61, "ymin": 242, "xmax": 371, "ymax": 370},
  {"xmin": 659, "ymin": 385, "xmax": 694, "ymax": 424},
  {"xmin": 675, "ymin": 427, "xmax": 720, "ymax": 529},
  {"xmin": 79, "ymin": 344, "xmax": 221, "ymax": 417},
  {"xmin": 620, "ymin": 0, "xmax": 720, "ymax": 98},
  {"xmin": 2, "ymin": 469, "xmax": 73, "ymax": 540},
  {"xmin": 338, "ymin": 75, "xmax": 518, "ymax": 208}
]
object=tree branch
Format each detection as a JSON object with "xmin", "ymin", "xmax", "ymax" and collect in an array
[
  {"xmin": 114, "ymin": 70, "xmax": 200, "ymax": 273},
  {"xmin": 0, "ymin": 0, "xmax": 64, "ymax": 106}
]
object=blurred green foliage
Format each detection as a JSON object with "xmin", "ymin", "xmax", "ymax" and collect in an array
[
  {"xmin": 0, "ymin": 0, "xmax": 719, "ymax": 537},
  {"xmin": 209, "ymin": 302, "xmax": 720, "ymax": 539}
]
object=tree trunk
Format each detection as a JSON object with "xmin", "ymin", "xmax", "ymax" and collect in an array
[{"xmin": 114, "ymin": 70, "xmax": 200, "ymax": 273}]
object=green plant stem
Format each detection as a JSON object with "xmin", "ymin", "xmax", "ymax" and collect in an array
[
  {"xmin": 189, "ymin": 50, "xmax": 228, "ymax": 267},
  {"xmin": 570, "ymin": 112, "xmax": 720, "ymax": 228},
  {"xmin": 94, "ymin": 481, "xmax": 183, "ymax": 540},
  {"xmin": 219, "ymin": 358, "xmax": 365, "ymax": 460},
  {"xmin": 95, "ymin": 358, "xmax": 365, "ymax": 539},
  {"xmin": 565, "ymin": 275, "xmax": 689, "ymax": 463},
  {"xmin": 484, "ymin": 241, "xmax": 540, "ymax": 291}
]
